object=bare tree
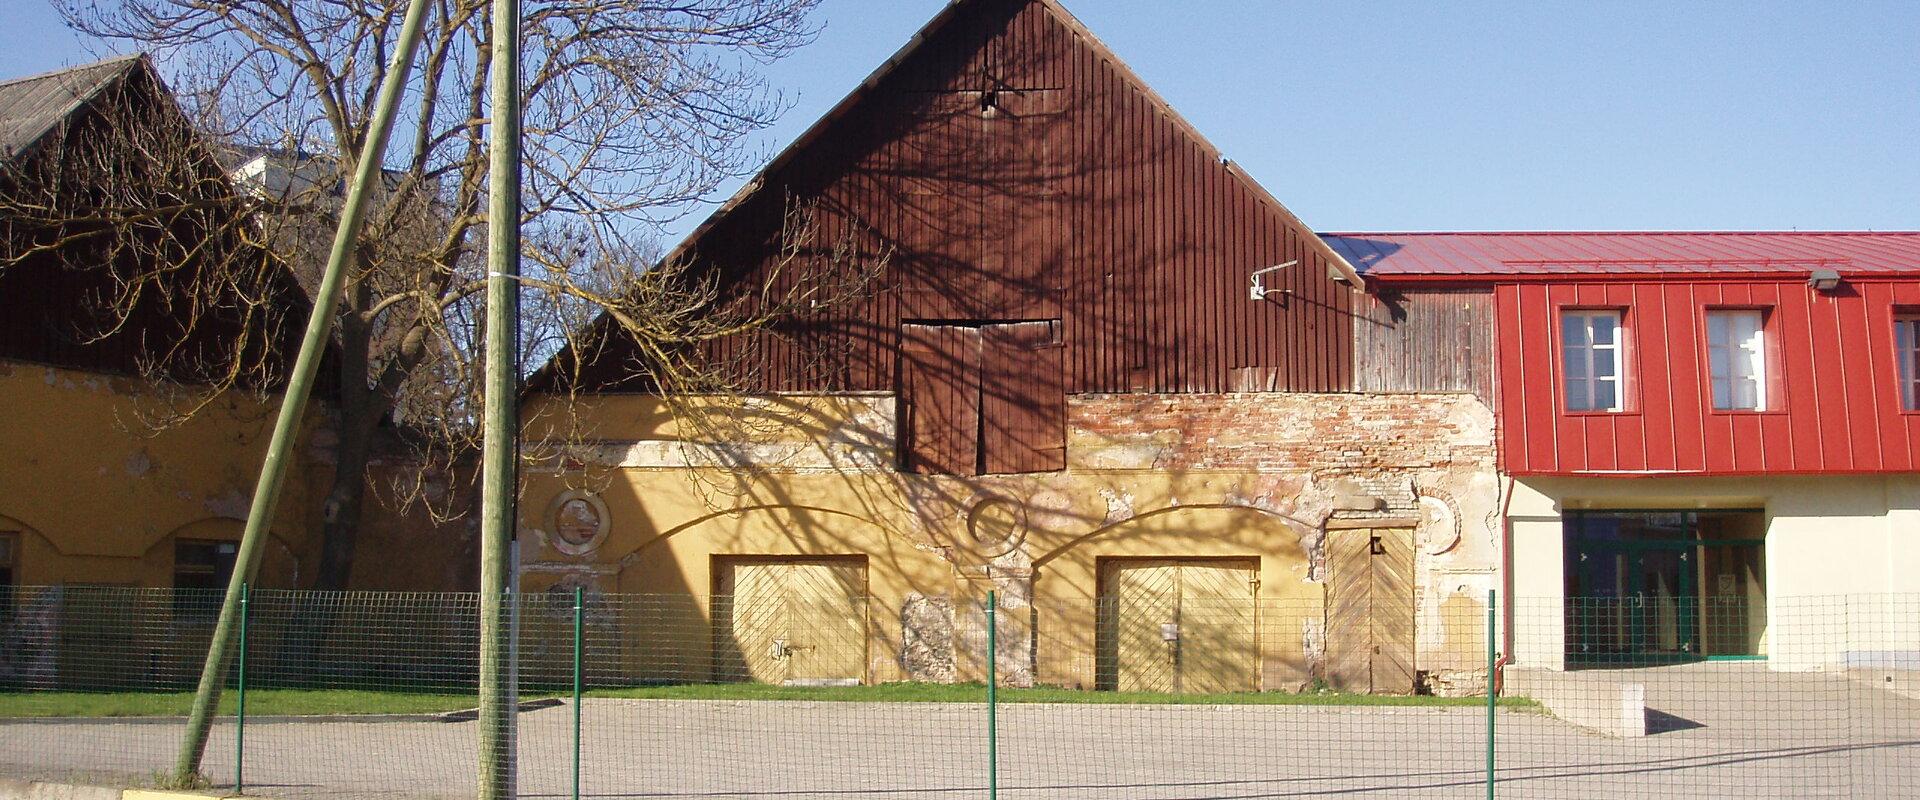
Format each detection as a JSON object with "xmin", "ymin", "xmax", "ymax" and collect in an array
[{"xmin": 15, "ymin": 0, "xmax": 880, "ymax": 589}]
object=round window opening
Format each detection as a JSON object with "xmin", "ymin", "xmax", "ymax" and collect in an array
[
  {"xmin": 965, "ymin": 495, "xmax": 1028, "ymax": 559},
  {"xmin": 547, "ymin": 492, "xmax": 609, "ymax": 555}
]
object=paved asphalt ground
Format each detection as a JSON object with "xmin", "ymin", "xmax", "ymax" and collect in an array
[{"xmin": 3, "ymin": 665, "xmax": 1917, "ymax": 799}]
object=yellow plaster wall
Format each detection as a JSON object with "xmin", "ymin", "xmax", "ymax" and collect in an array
[
  {"xmin": 518, "ymin": 392, "xmax": 1502, "ymax": 690},
  {"xmin": 0, "ymin": 360, "xmax": 474, "ymax": 592},
  {"xmin": 0, "ymin": 361, "xmax": 324, "ymax": 588}
]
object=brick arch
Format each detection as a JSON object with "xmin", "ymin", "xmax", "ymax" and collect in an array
[{"xmin": 145, "ymin": 517, "xmax": 304, "ymax": 588}]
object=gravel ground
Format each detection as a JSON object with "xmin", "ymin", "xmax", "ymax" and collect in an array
[{"xmin": 2, "ymin": 666, "xmax": 1916, "ymax": 799}]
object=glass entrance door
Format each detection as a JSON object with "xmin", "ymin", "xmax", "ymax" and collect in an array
[
  {"xmin": 1628, "ymin": 545, "xmax": 1696, "ymax": 659},
  {"xmin": 1564, "ymin": 510, "xmax": 1765, "ymax": 667}
]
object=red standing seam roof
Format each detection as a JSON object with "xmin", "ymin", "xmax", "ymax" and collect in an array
[{"xmin": 1320, "ymin": 232, "xmax": 1920, "ymax": 279}]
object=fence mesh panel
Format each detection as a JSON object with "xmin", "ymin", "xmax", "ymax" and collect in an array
[{"xmin": 0, "ymin": 587, "xmax": 1916, "ymax": 798}]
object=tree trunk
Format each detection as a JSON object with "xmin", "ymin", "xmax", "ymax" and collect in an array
[
  {"xmin": 312, "ymin": 390, "xmax": 384, "ymax": 590},
  {"xmin": 310, "ymin": 314, "xmax": 391, "ymax": 591}
]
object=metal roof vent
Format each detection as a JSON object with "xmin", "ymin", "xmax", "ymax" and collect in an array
[{"xmin": 1808, "ymin": 268, "xmax": 1843, "ymax": 293}]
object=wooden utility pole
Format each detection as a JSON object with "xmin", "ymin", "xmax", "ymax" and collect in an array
[
  {"xmin": 478, "ymin": 0, "xmax": 524, "ymax": 793},
  {"xmin": 172, "ymin": 0, "xmax": 433, "ymax": 782}
]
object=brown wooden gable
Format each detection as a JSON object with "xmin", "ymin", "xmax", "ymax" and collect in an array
[
  {"xmin": 552, "ymin": 0, "xmax": 1359, "ymax": 398},
  {"xmin": 0, "ymin": 56, "xmax": 313, "ymax": 389}
]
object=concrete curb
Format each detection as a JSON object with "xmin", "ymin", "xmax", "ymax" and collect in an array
[
  {"xmin": 124, "ymin": 792, "xmax": 243, "ymax": 800},
  {"xmin": 1, "ymin": 697, "xmax": 569, "ymax": 726},
  {"xmin": 1504, "ymin": 668, "xmax": 1648, "ymax": 737},
  {"xmin": 0, "ymin": 781, "xmax": 252, "ymax": 800}
]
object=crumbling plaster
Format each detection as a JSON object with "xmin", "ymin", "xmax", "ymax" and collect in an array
[{"xmin": 518, "ymin": 390, "xmax": 1502, "ymax": 686}]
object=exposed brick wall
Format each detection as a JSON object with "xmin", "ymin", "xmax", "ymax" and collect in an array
[{"xmin": 1067, "ymin": 392, "xmax": 1494, "ymax": 474}]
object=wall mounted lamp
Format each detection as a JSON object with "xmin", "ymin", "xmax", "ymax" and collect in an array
[
  {"xmin": 1807, "ymin": 268, "xmax": 1843, "ymax": 293},
  {"xmin": 1249, "ymin": 260, "xmax": 1299, "ymax": 301}
]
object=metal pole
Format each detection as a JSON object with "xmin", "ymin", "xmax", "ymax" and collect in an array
[
  {"xmin": 572, "ymin": 587, "xmax": 583, "ymax": 800},
  {"xmin": 172, "ymin": 0, "xmax": 434, "ymax": 780},
  {"xmin": 478, "ymin": 0, "xmax": 524, "ymax": 792},
  {"xmin": 985, "ymin": 590, "xmax": 997, "ymax": 800},
  {"xmin": 235, "ymin": 582, "xmax": 248, "ymax": 794},
  {"xmin": 1486, "ymin": 588, "xmax": 1497, "ymax": 800}
]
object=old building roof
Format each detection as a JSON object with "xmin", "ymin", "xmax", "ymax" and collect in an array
[
  {"xmin": 528, "ymin": 0, "xmax": 1365, "ymax": 395},
  {"xmin": 0, "ymin": 54, "xmax": 146, "ymax": 159},
  {"xmin": 0, "ymin": 53, "xmax": 329, "ymax": 390},
  {"xmin": 1323, "ymin": 231, "xmax": 1920, "ymax": 280}
]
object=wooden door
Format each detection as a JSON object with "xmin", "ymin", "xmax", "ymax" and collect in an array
[
  {"xmin": 715, "ymin": 559, "xmax": 867, "ymax": 685},
  {"xmin": 1100, "ymin": 559, "xmax": 1258, "ymax": 693},
  {"xmin": 716, "ymin": 561, "xmax": 792, "ymax": 684},
  {"xmin": 900, "ymin": 324, "xmax": 984, "ymax": 475},
  {"xmin": 1326, "ymin": 529, "xmax": 1416, "ymax": 694},
  {"xmin": 785, "ymin": 561, "xmax": 867, "ymax": 685},
  {"xmin": 978, "ymin": 320, "xmax": 1066, "ymax": 474},
  {"xmin": 1106, "ymin": 560, "xmax": 1179, "ymax": 692},
  {"xmin": 1178, "ymin": 562, "xmax": 1260, "ymax": 694}
]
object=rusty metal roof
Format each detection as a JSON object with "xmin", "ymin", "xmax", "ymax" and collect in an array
[
  {"xmin": 0, "ymin": 54, "xmax": 146, "ymax": 159},
  {"xmin": 1323, "ymin": 231, "xmax": 1920, "ymax": 280}
]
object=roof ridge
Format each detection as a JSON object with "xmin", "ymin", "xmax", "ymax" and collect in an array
[
  {"xmin": 1323, "ymin": 230, "xmax": 1920, "ymax": 237},
  {"xmin": 0, "ymin": 53, "xmax": 143, "ymax": 90}
]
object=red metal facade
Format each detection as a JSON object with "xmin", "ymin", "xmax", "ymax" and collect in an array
[
  {"xmin": 1494, "ymin": 278, "xmax": 1920, "ymax": 475},
  {"xmin": 559, "ymin": 0, "xmax": 1356, "ymax": 396}
]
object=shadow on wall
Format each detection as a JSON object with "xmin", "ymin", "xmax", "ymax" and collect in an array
[{"xmin": 515, "ymin": 0, "xmax": 1421, "ymax": 689}]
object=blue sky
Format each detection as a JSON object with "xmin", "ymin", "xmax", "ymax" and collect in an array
[{"xmin": 5, "ymin": 0, "xmax": 1916, "ymax": 234}]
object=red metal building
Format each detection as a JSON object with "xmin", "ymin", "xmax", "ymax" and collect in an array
[
  {"xmin": 1329, "ymin": 231, "xmax": 1920, "ymax": 476},
  {"xmin": 1327, "ymin": 231, "xmax": 1920, "ymax": 668}
]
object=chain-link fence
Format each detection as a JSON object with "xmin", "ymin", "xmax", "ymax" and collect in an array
[{"xmin": 0, "ymin": 587, "xmax": 1915, "ymax": 798}]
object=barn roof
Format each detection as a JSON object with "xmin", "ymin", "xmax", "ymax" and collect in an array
[
  {"xmin": 657, "ymin": 0, "xmax": 1362, "ymax": 285},
  {"xmin": 0, "ymin": 54, "xmax": 146, "ymax": 159},
  {"xmin": 1323, "ymin": 231, "xmax": 1920, "ymax": 281},
  {"xmin": 527, "ymin": 0, "xmax": 1367, "ymax": 393}
]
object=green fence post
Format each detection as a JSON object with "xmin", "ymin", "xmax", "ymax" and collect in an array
[
  {"xmin": 1486, "ymin": 588, "xmax": 1496, "ymax": 800},
  {"xmin": 235, "ymin": 582, "xmax": 249, "ymax": 794},
  {"xmin": 572, "ymin": 587, "xmax": 583, "ymax": 800},
  {"xmin": 985, "ymin": 590, "xmax": 997, "ymax": 800}
]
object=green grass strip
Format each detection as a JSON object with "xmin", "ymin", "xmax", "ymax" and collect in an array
[
  {"xmin": 0, "ymin": 688, "xmax": 495, "ymax": 718},
  {"xmin": 0, "ymin": 683, "xmax": 1537, "ymax": 718},
  {"xmin": 588, "ymin": 682, "xmax": 1540, "ymax": 709}
]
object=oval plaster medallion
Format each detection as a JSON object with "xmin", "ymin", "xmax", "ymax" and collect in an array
[
  {"xmin": 1416, "ymin": 488, "xmax": 1462, "ymax": 555},
  {"xmin": 965, "ymin": 496, "xmax": 1028, "ymax": 558},
  {"xmin": 547, "ymin": 491, "xmax": 610, "ymax": 556}
]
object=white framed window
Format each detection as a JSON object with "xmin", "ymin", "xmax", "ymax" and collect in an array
[
  {"xmin": 1897, "ymin": 317, "xmax": 1920, "ymax": 411},
  {"xmin": 1561, "ymin": 310, "xmax": 1624, "ymax": 412},
  {"xmin": 1707, "ymin": 310, "xmax": 1768, "ymax": 411}
]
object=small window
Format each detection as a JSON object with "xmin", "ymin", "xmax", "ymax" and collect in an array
[
  {"xmin": 1561, "ymin": 310, "xmax": 1624, "ymax": 412},
  {"xmin": 173, "ymin": 539, "xmax": 238, "ymax": 621},
  {"xmin": 1897, "ymin": 317, "xmax": 1920, "ymax": 411},
  {"xmin": 1707, "ymin": 310, "xmax": 1768, "ymax": 411}
]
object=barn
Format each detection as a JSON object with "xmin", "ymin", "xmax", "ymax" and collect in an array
[{"xmin": 521, "ymin": 0, "xmax": 1499, "ymax": 693}]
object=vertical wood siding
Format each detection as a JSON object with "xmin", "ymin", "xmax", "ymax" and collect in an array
[
  {"xmin": 565, "ymin": 0, "xmax": 1354, "ymax": 395},
  {"xmin": 1496, "ymin": 278, "xmax": 1920, "ymax": 475},
  {"xmin": 1352, "ymin": 288, "xmax": 1493, "ymax": 401}
]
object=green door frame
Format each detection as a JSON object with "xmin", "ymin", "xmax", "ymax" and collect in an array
[
  {"xmin": 1616, "ymin": 539, "xmax": 1697, "ymax": 665},
  {"xmin": 1564, "ymin": 509, "xmax": 1766, "ymax": 668}
]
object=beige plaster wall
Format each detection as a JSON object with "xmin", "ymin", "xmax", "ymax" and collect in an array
[{"xmin": 1508, "ymin": 475, "xmax": 1920, "ymax": 671}]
